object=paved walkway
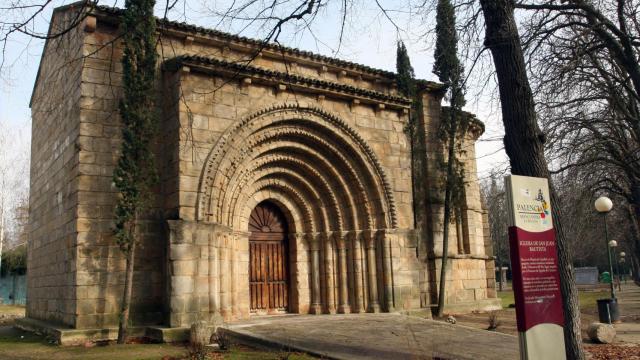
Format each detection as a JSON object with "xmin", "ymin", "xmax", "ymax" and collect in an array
[
  {"xmin": 615, "ymin": 283, "xmax": 640, "ymax": 344},
  {"xmin": 223, "ymin": 313, "xmax": 519, "ymax": 359}
]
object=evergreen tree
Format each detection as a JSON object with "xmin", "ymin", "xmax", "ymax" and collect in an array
[
  {"xmin": 396, "ymin": 40, "xmax": 420, "ymax": 134},
  {"xmin": 113, "ymin": 0, "xmax": 158, "ymax": 344},
  {"xmin": 396, "ymin": 41, "xmax": 416, "ymax": 100},
  {"xmin": 432, "ymin": 0, "xmax": 468, "ymax": 317}
]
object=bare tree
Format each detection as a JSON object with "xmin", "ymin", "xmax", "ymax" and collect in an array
[
  {"xmin": 481, "ymin": 172, "xmax": 509, "ymax": 290},
  {"xmin": 0, "ymin": 122, "xmax": 30, "ymax": 271},
  {"xmin": 513, "ymin": 0, "xmax": 640, "ymax": 269},
  {"xmin": 477, "ymin": 0, "xmax": 585, "ymax": 357}
]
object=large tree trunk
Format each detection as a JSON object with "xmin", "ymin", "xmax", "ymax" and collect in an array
[
  {"xmin": 117, "ymin": 240, "xmax": 136, "ymax": 344},
  {"xmin": 631, "ymin": 185, "xmax": 640, "ymax": 254},
  {"xmin": 478, "ymin": 0, "xmax": 584, "ymax": 358},
  {"xmin": 628, "ymin": 199, "xmax": 640, "ymax": 282}
]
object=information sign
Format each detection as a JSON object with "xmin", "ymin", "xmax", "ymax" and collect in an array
[{"xmin": 505, "ymin": 175, "xmax": 566, "ymax": 360}]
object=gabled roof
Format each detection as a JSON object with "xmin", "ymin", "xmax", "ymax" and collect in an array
[
  {"xmin": 31, "ymin": 1, "xmax": 444, "ymax": 107},
  {"xmin": 93, "ymin": 4, "xmax": 442, "ymax": 88}
]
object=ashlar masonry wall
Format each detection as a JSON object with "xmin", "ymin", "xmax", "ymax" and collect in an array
[
  {"xmin": 28, "ymin": 8, "xmax": 86, "ymax": 327},
  {"xmin": 26, "ymin": 4, "xmax": 499, "ymax": 331}
]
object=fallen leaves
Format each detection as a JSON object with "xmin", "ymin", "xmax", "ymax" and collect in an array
[{"xmin": 586, "ymin": 343, "xmax": 640, "ymax": 360}]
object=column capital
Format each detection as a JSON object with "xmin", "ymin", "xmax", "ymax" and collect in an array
[
  {"xmin": 362, "ymin": 229, "xmax": 376, "ymax": 248},
  {"xmin": 289, "ymin": 232, "xmax": 307, "ymax": 242},
  {"xmin": 232, "ymin": 230, "xmax": 251, "ymax": 238},
  {"xmin": 306, "ymin": 232, "xmax": 324, "ymax": 250},
  {"xmin": 331, "ymin": 231, "xmax": 349, "ymax": 248}
]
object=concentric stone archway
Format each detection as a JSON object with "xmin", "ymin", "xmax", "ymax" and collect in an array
[{"xmin": 196, "ymin": 103, "xmax": 398, "ymax": 316}]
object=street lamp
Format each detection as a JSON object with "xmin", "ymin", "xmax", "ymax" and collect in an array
[
  {"xmin": 595, "ymin": 196, "xmax": 615, "ymax": 299},
  {"xmin": 595, "ymin": 196, "xmax": 621, "ymax": 324},
  {"xmin": 609, "ymin": 240, "xmax": 619, "ymax": 290}
]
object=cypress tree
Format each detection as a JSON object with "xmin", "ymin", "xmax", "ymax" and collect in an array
[
  {"xmin": 113, "ymin": 0, "xmax": 158, "ymax": 344},
  {"xmin": 396, "ymin": 41, "xmax": 416, "ymax": 100},
  {"xmin": 433, "ymin": 0, "xmax": 467, "ymax": 318},
  {"xmin": 396, "ymin": 41, "xmax": 427, "ymax": 253}
]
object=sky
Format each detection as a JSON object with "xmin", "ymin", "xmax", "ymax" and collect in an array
[{"xmin": 0, "ymin": 0, "xmax": 509, "ymax": 224}]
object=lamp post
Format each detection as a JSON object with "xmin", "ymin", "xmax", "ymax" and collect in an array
[
  {"xmin": 595, "ymin": 196, "xmax": 621, "ymax": 323},
  {"xmin": 609, "ymin": 240, "xmax": 619, "ymax": 291},
  {"xmin": 595, "ymin": 196, "xmax": 615, "ymax": 299},
  {"xmin": 620, "ymin": 252, "xmax": 627, "ymax": 284}
]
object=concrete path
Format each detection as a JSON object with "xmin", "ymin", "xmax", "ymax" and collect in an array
[
  {"xmin": 223, "ymin": 313, "xmax": 519, "ymax": 360},
  {"xmin": 615, "ymin": 283, "xmax": 640, "ymax": 344}
]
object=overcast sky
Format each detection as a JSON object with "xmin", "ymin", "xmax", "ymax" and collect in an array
[{"xmin": 0, "ymin": 0, "xmax": 509, "ymax": 216}]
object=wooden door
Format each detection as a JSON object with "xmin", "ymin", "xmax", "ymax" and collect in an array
[{"xmin": 249, "ymin": 202, "xmax": 289, "ymax": 313}]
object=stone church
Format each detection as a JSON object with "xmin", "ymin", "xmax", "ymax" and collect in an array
[{"xmin": 23, "ymin": 3, "xmax": 499, "ymax": 340}]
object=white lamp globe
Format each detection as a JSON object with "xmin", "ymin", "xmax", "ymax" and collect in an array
[
  {"xmin": 594, "ymin": 196, "xmax": 613, "ymax": 213},
  {"xmin": 620, "ymin": 252, "xmax": 626, "ymax": 257},
  {"xmin": 608, "ymin": 240, "xmax": 618, "ymax": 248}
]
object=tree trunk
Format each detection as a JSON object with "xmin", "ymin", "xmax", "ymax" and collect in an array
[
  {"xmin": 117, "ymin": 239, "xmax": 136, "ymax": 344},
  {"xmin": 630, "ymin": 252, "xmax": 640, "ymax": 284},
  {"xmin": 478, "ymin": 0, "xmax": 584, "ymax": 358},
  {"xmin": 437, "ymin": 142, "xmax": 455, "ymax": 317},
  {"xmin": 627, "ymin": 201, "xmax": 640, "ymax": 282},
  {"xmin": 630, "ymin": 186, "xmax": 640, "ymax": 268},
  {"xmin": 497, "ymin": 257, "xmax": 504, "ymax": 292},
  {"xmin": 437, "ymin": 98, "xmax": 460, "ymax": 317}
]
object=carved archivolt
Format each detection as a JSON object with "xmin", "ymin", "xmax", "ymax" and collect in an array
[{"xmin": 196, "ymin": 103, "xmax": 398, "ymax": 231}]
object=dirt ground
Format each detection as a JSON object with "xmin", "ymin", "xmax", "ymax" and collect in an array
[
  {"xmin": 2, "ymin": 285, "xmax": 640, "ymax": 359},
  {"xmin": 0, "ymin": 304, "xmax": 26, "ymax": 326},
  {"xmin": 448, "ymin": 284, "xmax": 640, "ymax": 359},
  {"xmin": 0, "ymin": 305, "xmax": 314, "ymax": 360}
]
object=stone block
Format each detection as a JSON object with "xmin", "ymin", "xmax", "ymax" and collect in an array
[
  {"xmin": 172, "ymin": 260, "xmax": 196, "ymax": 276},
  {"xmin": 171, "ymin": 276, "xmax": 194, "ymax": 295},
  {"xmin": 463, "ymin": 279, "xmax": 485, "ymax": 290},
  {"xmin": 170, "ymin": 244, "xmax": 198, "ymax": 261},
  {"xmin": 474, "ymin": 288, "xmax": 487, "ymax": 300},
  {"xmin": 453, "ymin": 289, "xmax": 475, "ymax": 303}
]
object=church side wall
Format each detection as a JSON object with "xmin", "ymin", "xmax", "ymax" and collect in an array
[
  {"xmin": 418, "ymin": 98, "xmax": 499, "ymax": 309},
  {"xmin": 70, "ymin": 19, "xmax": 166, "ymax": 329},
  {"xmin": 28, "ymin": 10, "xmax": 86, "ymax": 327}
]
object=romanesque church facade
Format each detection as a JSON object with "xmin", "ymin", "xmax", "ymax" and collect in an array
[{"xmin": 25, "ymin": 3, "xmax": 500, "ymax": 334}]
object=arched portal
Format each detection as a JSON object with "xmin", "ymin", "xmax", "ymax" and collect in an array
[
  {"xmin": 248, "ymin": 201, "xmax": 290, "ymax": 314},
  {"xmin": 193, "ymin": 104, "xmax": 398, "ymax": 317}
]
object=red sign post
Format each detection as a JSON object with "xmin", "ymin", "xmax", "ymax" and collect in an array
[{"xmin": 506, "ymin": 175, "xmax": 566, "ymax": 360}]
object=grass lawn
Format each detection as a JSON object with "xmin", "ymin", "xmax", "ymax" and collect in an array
[
  {"xmin": 0, "ymin": 326, "xmax": 187, "ymax": 360},
  {"xmin": 497, "ymin": 289, "xmax": 609, "ymax": 310},
  {"xmin": 0, "ymin": 326, "xmax": 317, "ymax": 360},
  {"xmin": 0, "ymin": 304, "xmax": 26, "ymax": 315}
]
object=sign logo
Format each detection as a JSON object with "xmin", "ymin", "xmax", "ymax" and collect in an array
[{"xmin": 514, "ymin": 187, "xmax": 552, "ymax": 228}]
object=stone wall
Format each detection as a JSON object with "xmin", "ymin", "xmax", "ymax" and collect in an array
[
  {"xmin": 159, "ymin": 63, "xmax": 423, "ymax": 326},
  {"xmin": 28, "ymin": 7, "xmax": 86, "ymax": 327},
  {"xmin": 26, "ymin": 5, "xmax": 499, "ymax": 331}
]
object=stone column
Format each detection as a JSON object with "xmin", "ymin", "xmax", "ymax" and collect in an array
[
  {"xmin": 351, "ymin": 231, "xmax": 365, "ymax": 313},
  {"xmin": 167, "ymin": 220, "xmax": 197, "ymax": 327},
  {"xmin": 208, "ymin": 232, "xmax": 221, "ymax": 320},
  {"xmin": 307, "ymin": 233, "xmax": 322, "ymax": 314},
  {"xmin": 235, "ymin": 231, "xmax": 250, "ymax": 318},
  {"xmin": 364, "ymin": 230, "xmax": 380, "ymax": 313},
  {"xmin": 323, "ymin": 232, "xmax": 336, "ymax": 314},
  {"xmin": 231, "ymin": 233, "xmax": 240, "ymax": 318},
  {"xmin": 378, "ymin": 230, "xmax": 394, "ymax": 312},
  {"xmin": 335, "ymin": 231, "xmax": 350, "ymax": 313},
  {"xmin": 219, "ymin": 233, "xmax": 231, "ymax": 320}
]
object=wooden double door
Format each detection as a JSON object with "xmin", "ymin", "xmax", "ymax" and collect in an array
[{"xmin": 248, "ymin": 202, "xmax": 289, "ymax": 313}]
